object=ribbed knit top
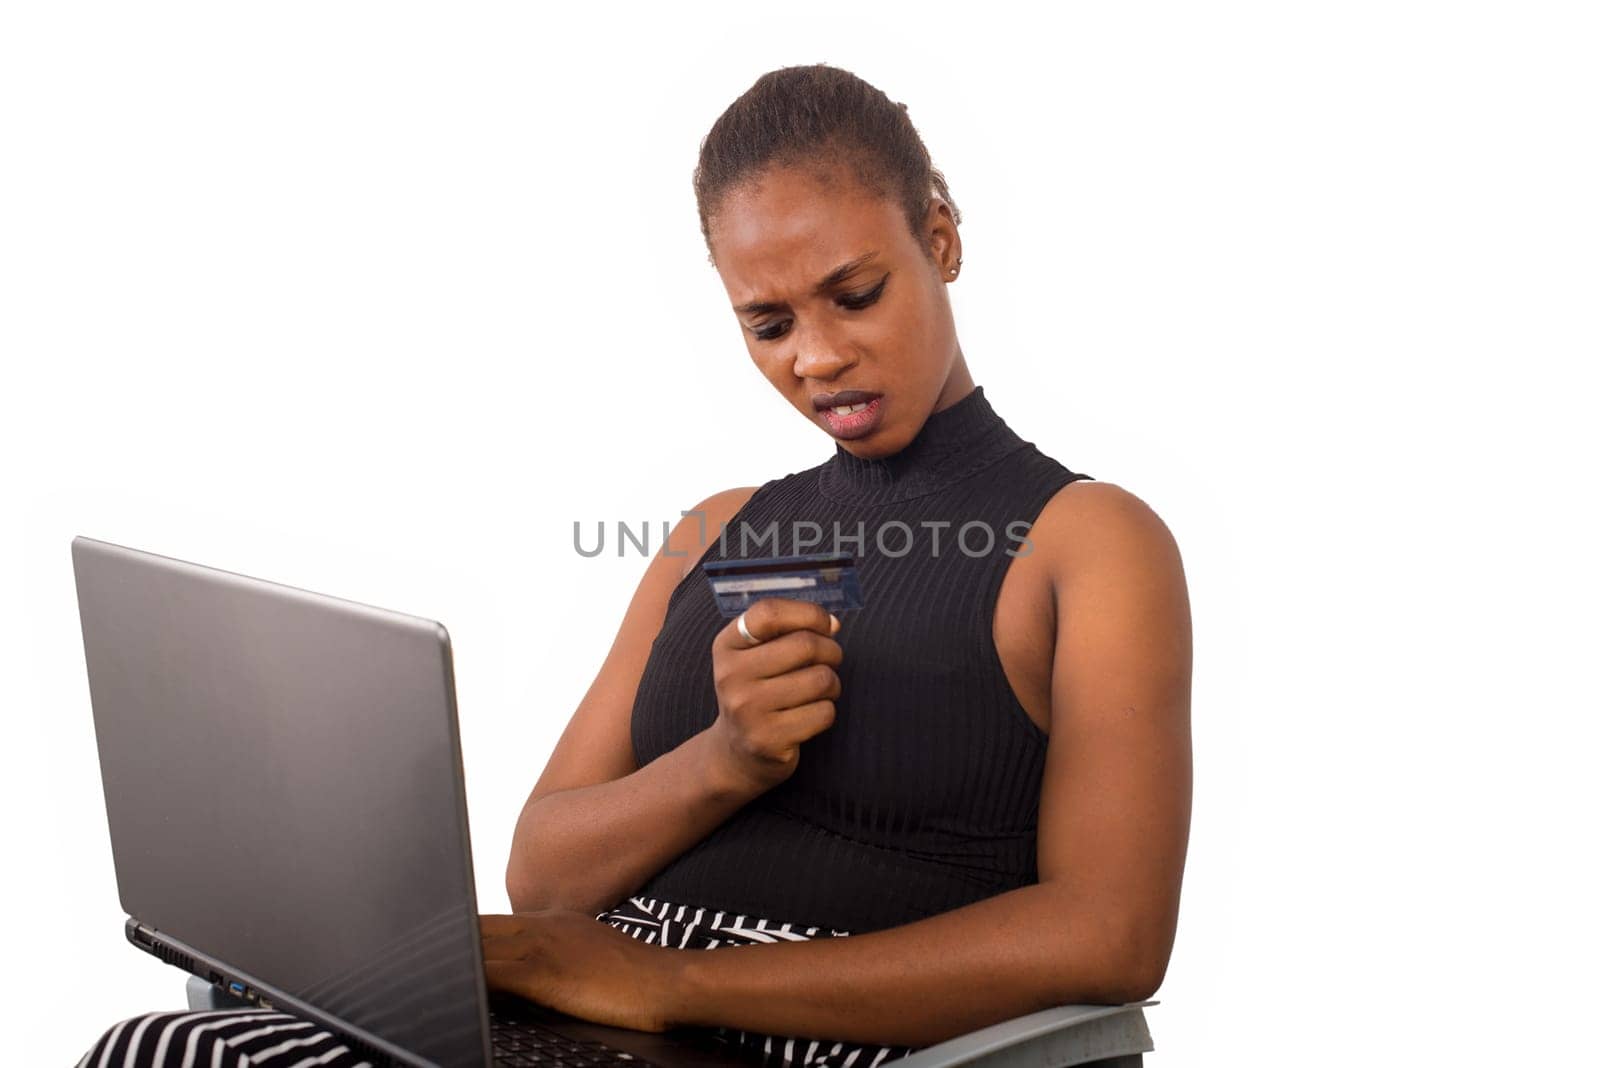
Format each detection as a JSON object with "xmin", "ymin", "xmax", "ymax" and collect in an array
[{"xmin": 628, "ymin": 385, "xmax": 1094, "ymax": 933}]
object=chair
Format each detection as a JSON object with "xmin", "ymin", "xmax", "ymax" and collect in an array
[{"xmin": 187, "ymin": 975, "xmax": 1154, "ymax": 1066}]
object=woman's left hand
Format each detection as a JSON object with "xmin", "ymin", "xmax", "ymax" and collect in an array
[{"xmin": 480, "ymin": 909, "xmax": 685, "ymax": 1033}]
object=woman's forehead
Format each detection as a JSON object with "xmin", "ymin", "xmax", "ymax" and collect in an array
[{"xmin": 711, "ymin": 172, "xmax": 907, "ymax": 294}]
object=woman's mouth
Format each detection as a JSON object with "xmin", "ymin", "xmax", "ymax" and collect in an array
[{"xmin": 821, "ymin": 396, "xmax": 884, "ymax": 439}]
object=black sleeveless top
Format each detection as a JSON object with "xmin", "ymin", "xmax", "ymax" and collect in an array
[{"xmin": 628, "ymin": 385, "xmax": 1094, "ymax": 933}]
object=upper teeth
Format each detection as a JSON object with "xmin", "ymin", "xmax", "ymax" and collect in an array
[{"xmin": 831, "ymin": 402, "xmax": 870, "ymax": 415}]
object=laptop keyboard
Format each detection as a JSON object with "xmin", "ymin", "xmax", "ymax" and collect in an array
[{"xmin": 487, "ymin": 1005, "xmax": 661, "ymax": 1067}]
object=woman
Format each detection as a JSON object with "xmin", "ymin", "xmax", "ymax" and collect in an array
[{"xmin": 78, "ymin": 63, "xmax": 1191, "ymax": 1068}]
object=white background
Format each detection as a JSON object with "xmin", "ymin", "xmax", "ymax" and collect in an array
[{"xmin": 4, "ymin": 2, "xmax": 1596, "ymax": 1063}]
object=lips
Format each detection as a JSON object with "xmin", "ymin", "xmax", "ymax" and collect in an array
[
  {"xmin": 812, "ymin": 389, "xmax": 882, "ymax": 411},
  {"xmin": 819, "ymin": 395, "xmax": 884, "ymax": 440}
]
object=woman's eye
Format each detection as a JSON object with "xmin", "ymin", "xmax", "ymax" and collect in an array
[
  {"xmin": 750, "ymin": 275, "xmax": 888, "ymax": 342},
  {"xmin": 838, "ymin": 276, "xmax": 888, "ymax": 310}
]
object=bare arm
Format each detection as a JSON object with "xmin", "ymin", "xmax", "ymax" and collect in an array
[
  {"xmin": 666, "ymin": 482, "xmax": 1193, "ymax": 1046},
  {"xmin": 505, "ymin": 487, "xmax": 761, "ymax": 916},
  {"xmin": 507, "ymin": 731, "xmax": 774, "ymax": 916}
]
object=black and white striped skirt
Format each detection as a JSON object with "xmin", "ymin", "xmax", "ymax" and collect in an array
[
  {"xmin": 595, "ymin": 894, "xmax": 919, "ymax": 1067},
  {"xmin": 74, "ymin": 894, "xmax": 922, "ymax": 1068}
]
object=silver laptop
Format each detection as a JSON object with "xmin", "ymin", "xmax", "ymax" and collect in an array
[{"xmin": 71, "ymin": 535, "xmax": 758, "ymax": 1068}]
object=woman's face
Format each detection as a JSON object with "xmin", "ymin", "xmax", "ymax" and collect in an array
[{"xmin": 707, "ymin": 163, "xmax": 969, "ymax": 459}]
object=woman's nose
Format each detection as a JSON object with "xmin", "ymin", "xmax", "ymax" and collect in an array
[
  {"xmin": 794, "ymin": 349, "xmax": 851, "ymax": 379},
  {"xmin": 791, "ymin": 322, "xmax": 856, "ymax": 380}
]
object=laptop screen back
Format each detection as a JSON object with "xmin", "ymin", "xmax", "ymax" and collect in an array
[{"xmin": 72, "ymin": 536, "xmax": 491, "ymax": 1067}]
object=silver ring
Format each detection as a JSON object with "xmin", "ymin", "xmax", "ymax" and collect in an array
[{"xmin": 737, "ymin": 612, "xmax": 759, "ymax": 645}]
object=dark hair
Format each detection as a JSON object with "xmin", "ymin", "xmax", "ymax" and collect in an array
[{"xmin": 692, "ymin": 63, "xmax": 961, "ymax": 261}]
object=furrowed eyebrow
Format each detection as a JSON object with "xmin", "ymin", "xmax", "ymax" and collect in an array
[{"xmin": 734, "ymin": 251, "xmax": 881, "ymax": 315}]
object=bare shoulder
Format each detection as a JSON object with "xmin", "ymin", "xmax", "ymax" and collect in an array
[
  {"xmin": 671, "ymin": 485, "xmax": 761, "ymax": 580},
  {"xmin": 1027, "ymin": 478, "xmax": 1186, "ymax": 593}
]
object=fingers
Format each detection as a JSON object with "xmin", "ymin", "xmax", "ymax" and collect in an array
[
  {"xmin": 744, "ymin": 662, "xmax": 841, "ymax": 712},
  {"xmin": 777, "ymin": 698, "xmax": 837, "ymax": 736},
  {"xmin": 738, "ymin": 627, "xmax": 844, "ymax": 680},
  {"xmin": 724, "ymin": 598, "xmax": 838, "ymax": 649}
]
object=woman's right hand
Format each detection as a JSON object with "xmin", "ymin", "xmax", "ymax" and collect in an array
[{"xmin": 706, "ymin": 597, "xmax": 844, "ymax": 795}]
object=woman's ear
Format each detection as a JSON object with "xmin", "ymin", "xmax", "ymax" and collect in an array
[{"xmin": 924, "ymin": 195, "xmax": 961, "ymax": 276}]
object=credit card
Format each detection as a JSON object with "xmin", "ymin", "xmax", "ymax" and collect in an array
[{"xmin": 702, "ymin": 551, "xmax": 864, "ymax": 618}]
